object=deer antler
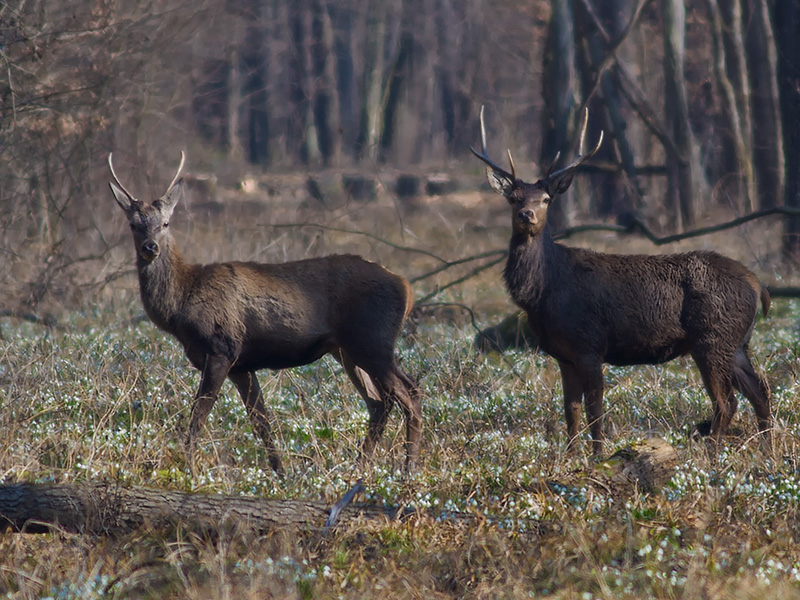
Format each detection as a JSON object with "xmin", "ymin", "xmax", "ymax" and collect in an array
[
  {"xmin": 166, "ymin": 151, "xmax": 186, "ymax": 192},
  {"xmin": 470, "ymin": 105, "xmax": 516, "ymax": 181},
  {"xmin": 545, "ymin": 108, "xmax": 604, "ymax": 182},
  {"xmin": 107, "ymin": 153, "xmax": 138, "ymax": 202}
]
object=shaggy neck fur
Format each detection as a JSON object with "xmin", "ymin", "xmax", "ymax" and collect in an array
[
  {"xmin": 136, "ymin": 235, "xmax": 191, "ymax": 333},
  {"xmin": 504, "ymin": 225, "xmax": 556, "ymax": 310}
]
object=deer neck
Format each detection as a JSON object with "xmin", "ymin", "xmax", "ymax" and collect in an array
[
  {"xmin": 504, "ymin": 225, "xmax": 555, "ymax": 309},
  {"xmin": 136, "ymin": 236, "xmax": 190, "ymax": 332}
]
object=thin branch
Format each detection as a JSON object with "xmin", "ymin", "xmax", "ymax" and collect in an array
[
  {"xmin": 415, "ymin": 255, "xmax": 506, "ymax": 304},
  {"xmin": 582, "ymin": 0, "xmax": 654, "ymax": 102},
  {"xmin": 576, "ymin": 0, "xmax": 679, "ymax": 157},
  {"xmin": 410, "ymin": 250, "xmax": 507, "ymax": 283},
  {"xmin": 266, "ymin": 222, "xmax": 448, "ymax": 263}
]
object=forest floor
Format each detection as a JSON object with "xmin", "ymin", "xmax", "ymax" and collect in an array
[{"xmin": 1, "ymin": 180, "xmax": 799, "ymax": 599}]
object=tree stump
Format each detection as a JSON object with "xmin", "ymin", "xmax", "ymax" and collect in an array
[
  {"xmin": 342, "ymin": 175, "xmax": 378, "ymax": 201},
  {"xmin": 474, "ymin": 310, "xmax": 538, "ymax": 353}
]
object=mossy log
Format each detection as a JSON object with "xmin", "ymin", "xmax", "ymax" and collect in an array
[{"xmin": 0, "ymin": 438, "xmax": 676, "ymax": 536}]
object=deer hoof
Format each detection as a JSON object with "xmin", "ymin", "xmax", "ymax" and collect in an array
[{"xmin": 692, "ymin": 420, "xmax": 713, "ymax": 439}]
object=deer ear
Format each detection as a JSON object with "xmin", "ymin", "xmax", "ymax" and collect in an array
[
  {"xmin": 485, "ymin": 167, "xmax": 515, "ymax": 197},
  {"xmin": 109, "ymin": 181, "xmax": 136, "ymax": 213},
  {"xmin": 157, "ymin": 179, "xmax": 184, "ymax": 215},
  {"xmin": 545, "ymin": 168, "xmax": 578, "ymax": 197}
]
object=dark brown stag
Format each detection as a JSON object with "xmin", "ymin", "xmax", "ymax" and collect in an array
[
  {"xmin": 471, "ymin": 107, "xmax": 771, "ymax": 454},
  {"xmin": 108, "ymin": 153, "xmax": 422, "ymax": 474}
]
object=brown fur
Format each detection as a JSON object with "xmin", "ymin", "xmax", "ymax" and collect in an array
[
  {"xmin": 472, "ymin": 112, "xmax": 772, "ymax": 455},
  {"xmin": 109, "ymin": 154, "xmax": 422, "ymax": 474}
]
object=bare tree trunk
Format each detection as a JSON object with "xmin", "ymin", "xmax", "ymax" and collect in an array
[
  {"xmin": 265, "ymin": 0, "xmax": 292, "ymax": 166},
  {"xmin": 409, "ymin": 0, "xmax": 437, "ymax": 164},
  {"xmin": 744, "ymin": 0, "xmax": 784, "ymax": 209},
  {"xmin": 773, "ymin": 1, "xmax": 800, "ymax": 258},
  {"xmin": 289, "ymin": 2, "xmax": 321, "ymax": 166},
  {"xmin": 227, "ymin": 32, "xmax": 244, "ymax": 162},
  {"xmin": 379, "ymin": 31, "xmax": 413, "ymax": 163},
  {"xmin": 239, "ymin": 7, "xmax": 270, "ymax": 168},
  {"xmin": 435, "ymin": 0, "xmax": 477, "ymax": 155},
  {"xmin": 709, "ymin": 0, "xmax": 755, "ymax": 212},
  {"xmin": 662, "ymin": 0, "xmax": 697, "ymax": 228},
  {"xmin": 578, "ymin": 0, "xmax": 636, "ymax": 219},
  {"xmin": 541, "ymin": 0, "xmax": 577, "ymax": 229},
  {"xmin": 314, "ymin": 0, "xmax": 342, "ymax": 167},
  {"xmin": 358, "ymin": 0, "xmax": 386, "ymax": 162}
]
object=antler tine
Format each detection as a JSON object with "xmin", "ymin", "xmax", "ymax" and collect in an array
[
  {"xmin": 107, "ymin": 153, "xmax": 137, "ymax": 202},
  {"xmin": 469, "ymin": 105, "xmax": 515, "ymax": 180},
  {"xmin": 576, "ymin": 107, "xmax": 589, "ymax": 156},
  {"xmin": 506, "ymin": 148, "xmax": 516, "ymax": 180},
  {"xmin": 479, "ymin": 104, "xmax": 488, "ymax": 155},
  {"xmin": 546, "ymin": 109, "xmax": 604, "ymax": 182},
  {"xmin": 166, "ymin": 151, "xmax": 186, "ymax": 192},
  {"xmin": 545, "ymin": 151, "xmax": 561, "ymax": 177}
]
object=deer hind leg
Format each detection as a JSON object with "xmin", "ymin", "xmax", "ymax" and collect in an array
[
  {"xmin": 187, "ymin": 353, "xmax": 231, "ymax": 464},
  {"xmin": 733, "ymin": 345, "xmax": 773, "ymax": 445},
  {"xmin": 338, "ymin": 349, "xmax": 422, "ymax": 471},
  {"xmin": 336, "ymin": 350, "xmax": 394, "ymax": 463},
  {"xmin": 228, "ymin": 371, "xmax": 283, "ymax": 476},
  {"xmin": 390, "ymin": 365, "xmax": 423, "ymax": 470}
]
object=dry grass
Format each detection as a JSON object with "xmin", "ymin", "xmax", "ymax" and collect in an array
[{"xmin": 1, "ymin": 183, "xmax": 799, "ymax": 598}]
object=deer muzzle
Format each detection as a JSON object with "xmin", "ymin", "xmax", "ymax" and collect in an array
[
  {"xmin": 140, "ymin": 240, "xmax": 160, "ymax": 261},
  {"xmin": 518, "ymin": 208, "xmax": 537, "ymax": 225}
]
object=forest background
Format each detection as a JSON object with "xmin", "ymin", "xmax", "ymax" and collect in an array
[{"xmin": 3, "ymin": 0, "xmax": 800, "ymax": 319}]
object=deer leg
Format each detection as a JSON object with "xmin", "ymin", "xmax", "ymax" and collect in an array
[
  {"xmin": 228, "ymin": 371, "xmax": 283, "ymax": 476},
  {"xmin": 733, "ymin": 346, "xmax": 773, "ymax": 443},
  {"xmin": 558, "ymin": 361, "xmax": 584, "ymax": 451},
  {"xmin": 390, "ymin": 365, "xmax": 423, "ymax": 471},
  {"xmin": 339, "ymin": 350, "xmax": 422, "ymax": 471},
  {"xmin": 186, "ymin": 353, "xmax": 231, "ymax": 461},
  {"xmin": 577, "ymin": 361, "xmax": 605, "ymax": 456},
  {"xmin": 336, "ymin": 350, "xmax": 394, "ymax": 463},
  {"xmin": 692, "ymin": 352, "xmax": 735, "ymax": 441}
]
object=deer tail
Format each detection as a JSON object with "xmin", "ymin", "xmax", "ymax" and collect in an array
[
  {"xmin": 760, "ymin": 285, "xmax": 771, "ymax": 318},
  {"xmin": 402, "ymin": 278, "xmax": 415, "ymax": 320}
]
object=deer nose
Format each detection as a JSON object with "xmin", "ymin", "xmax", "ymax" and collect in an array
[
  {"xmin": 141, "ymin": 240, "xmax": 160, "ymax": 258},
  {"xmin": 518, "ymin": 209, "xmax": 537, "ymax": 224}
]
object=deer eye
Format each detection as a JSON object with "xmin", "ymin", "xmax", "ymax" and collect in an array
[{"xmin": 163, "ymin": 222, "xmax": 169, "ymax": 228}]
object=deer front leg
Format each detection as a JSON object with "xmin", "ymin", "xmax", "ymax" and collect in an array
[
  {"xmin": 692, "ymin": 351, "xmax": 736, "ymax": 443},
  {"xmin": 580, "ymin": 363, "xmax": 606, "ymax": 456},
  {"xmin": 558, "ymin": 361, "xmax": 584, "ymax": 451},
  {"xmin": 186, "ymin": 353, "xmax": 231, "ymax": 464},
  {"xmin": 561, "ymin": 359, "xmax": 605, "ymax": 455},
  {"xmin": 228, "ymin": 371, "xmax": 284, "ymax": 476}
]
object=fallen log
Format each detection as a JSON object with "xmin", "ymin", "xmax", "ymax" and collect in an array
[
  {"xmin": 0, "ymin": 438, "xmax": 676, "ymax": 536},
  {"xmin": 0, "ymin": 481, "xmax": 402, "ymax": 536}
]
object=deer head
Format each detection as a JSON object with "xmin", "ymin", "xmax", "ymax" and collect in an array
[
  {"xmin": 471, "ymin": 106, "xmax": 603, "ymax": 236},
  {"xmin": 108, "ymin": 152, "xmax": 186, "ymax": 263}
]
